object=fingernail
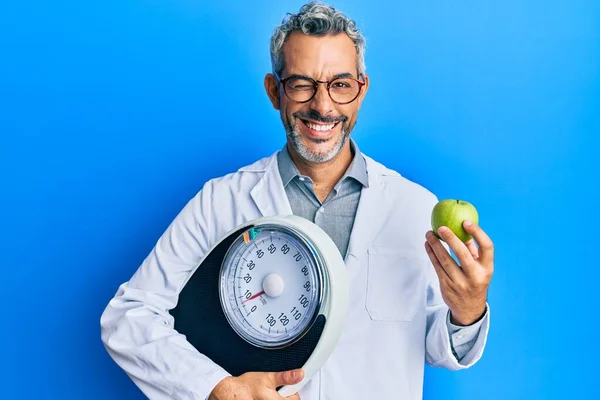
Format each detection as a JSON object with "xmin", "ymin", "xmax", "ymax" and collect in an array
[
  {"xmin": 438, "ymin": 226, "xmax": 448, "ymax": 234},
  {"xmin": 464, "ymin": 220, "xmax": 472, "ymax": 227}
]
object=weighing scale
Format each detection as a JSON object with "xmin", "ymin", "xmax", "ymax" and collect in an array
[{"xmin": 171, "ymin": 215, "xmax": 349, "ymax": 396}]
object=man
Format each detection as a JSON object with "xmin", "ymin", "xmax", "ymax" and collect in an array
[{"xmin": 101, "ymin": 2, "xmax": 493, "ymax": 399}]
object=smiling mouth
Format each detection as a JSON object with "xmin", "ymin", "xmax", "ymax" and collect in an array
[{"xmin": 299, "ymin": 119, "xmax": 341, "ymax": 134}]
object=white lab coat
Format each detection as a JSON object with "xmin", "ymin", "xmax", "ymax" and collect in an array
[{"xmin": 100, "ymin": 150, "xmax": 490, "ymax": 400}]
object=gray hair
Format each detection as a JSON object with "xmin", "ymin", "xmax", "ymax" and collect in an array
[{"xmin": 269, "ymin": 1, "xmax": 366, "ymax": 78}]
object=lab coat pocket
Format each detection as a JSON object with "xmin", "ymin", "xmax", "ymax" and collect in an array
[{"xmin": 366, "ymin": 247, "xmax": 425, "ymax": 321}]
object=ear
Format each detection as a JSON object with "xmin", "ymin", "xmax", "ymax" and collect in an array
[
  {"xmin": 264, "ymin": 73, "xmax": 281, "ymax": 110},
  {"xmin": 356, "ymin": 73, "xmax": 370, "ymax": 106}
]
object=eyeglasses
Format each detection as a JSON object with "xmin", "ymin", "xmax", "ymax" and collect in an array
[{"xmin": 274, "ymin": 72, "xmax": 365, "ymax": 105}]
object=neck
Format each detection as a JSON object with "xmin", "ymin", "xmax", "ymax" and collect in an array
[{"xmin": 287, "ymin": 140, "xmax": 354, "ymax": 202}]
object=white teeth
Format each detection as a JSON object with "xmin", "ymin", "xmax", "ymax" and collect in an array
[{"xmin": 306, "ymin": 121, "xmax": 335, "ymax": 131}]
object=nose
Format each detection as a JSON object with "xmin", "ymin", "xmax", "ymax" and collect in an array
[{"xmin": 308, "ymin": 82, "xmax": 334, "ymax": 118}]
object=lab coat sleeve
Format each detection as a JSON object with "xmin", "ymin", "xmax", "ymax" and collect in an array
[
  {"xmin": 424, "ymin": 252, "xmax": 490, "ymax": 370},
  {"xmin": 100, "ymin": 180, "xmax": 231, "ymax": 400}
]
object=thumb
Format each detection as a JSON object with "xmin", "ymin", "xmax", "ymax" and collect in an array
[{"xmin": 267, "ymin": 368, "xmax": 304, "ymax": 388}]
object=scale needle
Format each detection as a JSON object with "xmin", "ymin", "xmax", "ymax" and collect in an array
[{"xmin": 242, "ymin": 290, "xmax": 265, "ymax": 304}]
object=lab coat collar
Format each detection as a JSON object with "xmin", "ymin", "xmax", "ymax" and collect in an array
[
  {"xmin": 244, "ymin": 153, "xmax": 294, "ymax": 218},
  {"xmin": 345, "ymin": 154, "xmax": 396, "ymax": 258}
]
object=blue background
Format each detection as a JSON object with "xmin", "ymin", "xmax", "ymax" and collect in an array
[{"xmin": 1, "ymin": 0, "xmax": 598, "ymax": 398}]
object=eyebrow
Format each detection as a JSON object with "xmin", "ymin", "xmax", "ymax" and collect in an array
[
  {"xmin": 332, "ymin": 72, "xmax": 354, "ymax": 79},
  {"xmin": 287, "ymin": 72, "xmax": 356, "ymax": 80}
]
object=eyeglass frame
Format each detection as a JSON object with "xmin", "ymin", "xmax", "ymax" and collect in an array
[{"xmin": 273, "ymin": 71, "xmax": 366, "ymax": 105}]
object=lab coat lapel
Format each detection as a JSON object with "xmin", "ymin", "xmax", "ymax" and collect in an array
[
  {"xmin": 345, "ymin": 156, "xmax": 392, "ymax": 259},
  {"xmin": 249, "ymin": 152, "xmax": 293, "ymax": 217}
]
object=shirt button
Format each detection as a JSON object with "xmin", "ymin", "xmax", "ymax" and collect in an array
[
  {"xmin": 457, "ymin": 334, "xmax": 465, "ymax": 339},
  {"xmin": 299, "ymin": 177, "xmax": 305, "ymax": 181},
  {"xmin": 319, "ymin": 207, "xmax": 325, "ymax": 213}
]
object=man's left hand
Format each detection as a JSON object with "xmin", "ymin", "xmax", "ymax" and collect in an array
[{"xmin": 424, "ymin": 220, "xmax": 494, "ymax": 326}]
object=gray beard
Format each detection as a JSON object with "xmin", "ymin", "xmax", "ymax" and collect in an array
[{"xmin": 284, "ymin": 120, "xmax": 351, "ymax": 163}]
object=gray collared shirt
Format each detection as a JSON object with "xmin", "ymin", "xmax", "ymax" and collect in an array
[{"xmin": 277, "ymin": 139, "xmax": 368, "ymax": 259}]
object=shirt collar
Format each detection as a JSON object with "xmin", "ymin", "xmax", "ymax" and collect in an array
[{"xmin": 277, "ymin": 138, "xmax": 369, "ymax": 188}]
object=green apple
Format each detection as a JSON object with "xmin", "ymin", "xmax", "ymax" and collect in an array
[{"xmin": 431, "ymin": 199, "xmax": 479, "ymax": 243}]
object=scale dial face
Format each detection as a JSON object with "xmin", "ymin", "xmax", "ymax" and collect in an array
[{"xmin": 219, "ymin": 224, "xmax": 323, "ymax": 349}]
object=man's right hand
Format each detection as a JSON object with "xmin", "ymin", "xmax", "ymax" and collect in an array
[{"xmin": 208, "ymin": 368, "xmax": 304, "ymax": 400}]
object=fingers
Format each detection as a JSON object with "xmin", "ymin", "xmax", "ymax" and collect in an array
[
  {"xmin": 285, "ymin": 394, "xmax": 301, "ymax": 400},
  {"xmin": 424, "ymin": 241, "xmax": 450, "ymax": 282},
  {"xmin": 436, "ymin": 226, "xmax": 476, "ymax": 274},
  {"xmin": 425, "ymin": 231, "xmax": 465, "ymax": 283},
  {"xmin": 266, "ymin": 369, "xmax": 304, "ymax": 388},
  {"xmin": 462, "ymin": 220, "xmax": 494, "ymax": 267},
  {"xmin": 465, "ymin": 239, "xmax": 479, "ymax": 259}
]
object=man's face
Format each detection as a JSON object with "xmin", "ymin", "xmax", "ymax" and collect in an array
[{"xmin": 265, "ymin": 33, "xmax": 369, "ymax": 164}]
